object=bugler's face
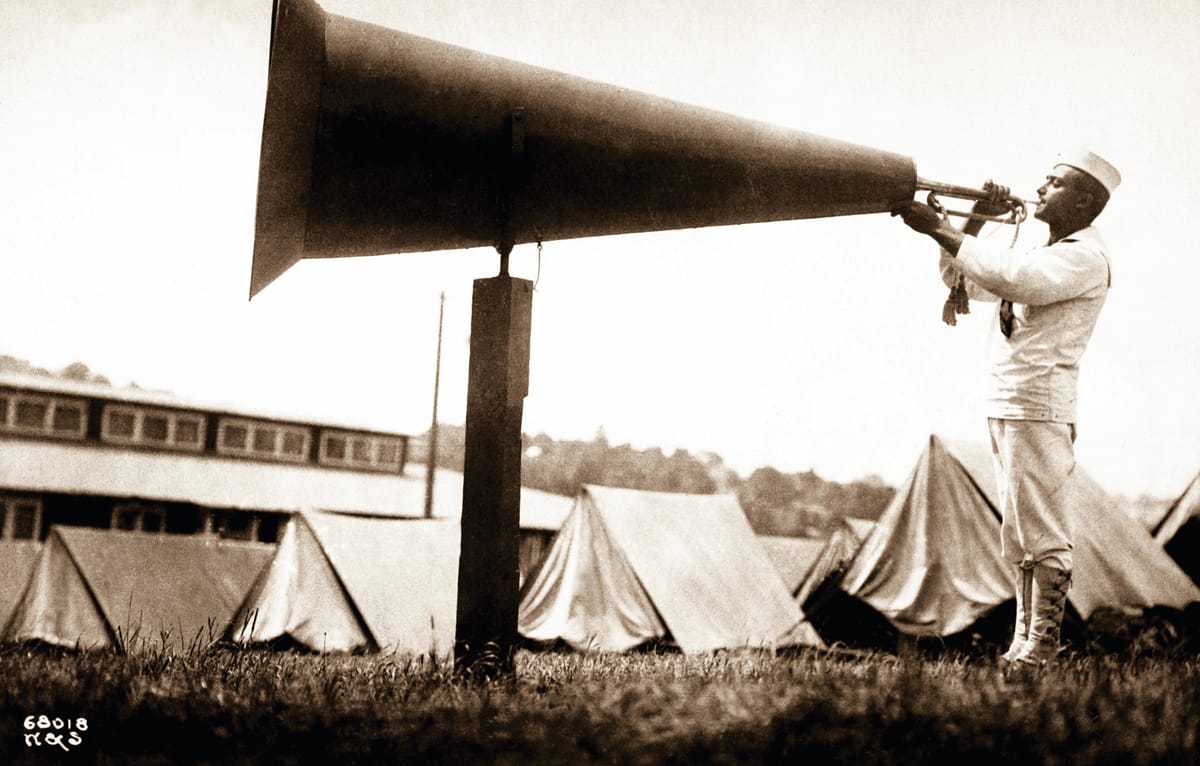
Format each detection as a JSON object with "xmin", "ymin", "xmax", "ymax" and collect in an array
[{"xmin": 1033, "ymin": 165, "xmax": 1091, "ymax": 225}]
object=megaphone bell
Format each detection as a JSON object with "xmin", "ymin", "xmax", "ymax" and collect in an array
[{"xmin": 250, "ymin": 0, "xmax": 920, "ymax": 297}]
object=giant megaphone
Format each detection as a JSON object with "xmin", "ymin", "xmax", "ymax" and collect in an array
[{"xmin": 250, "ymin": 0, "xmax": 920, "ymax": 297}]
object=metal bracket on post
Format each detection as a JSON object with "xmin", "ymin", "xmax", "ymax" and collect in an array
[
  {"xmin": 496, "ymin": 108, "xmax": 524, "ymax": 277},
  {"xmin": 498, "ymin": 241, "xmax": 513, "ymax": 278}
]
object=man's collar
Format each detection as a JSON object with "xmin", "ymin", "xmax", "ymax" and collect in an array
[{"xmin": 1052, "ymin": 224, "xmax": 1102, "ymax": 245}]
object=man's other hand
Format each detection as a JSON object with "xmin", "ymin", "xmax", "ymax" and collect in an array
[
  {"xmin": 890, "ymin": 200, "xmax": 944, "ymax": 235},
  {"xmin": 972, "ymin": 179, "xmax": 1012, "ymax": 217}
]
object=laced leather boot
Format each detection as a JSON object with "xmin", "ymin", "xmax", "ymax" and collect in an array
[
  {"xmin": 1000, "ymin": 562, "xmax": 1034, "ymax": 664},
  {"xmin": 1006, "ymin": 564, "xmax": 1071, "ymax": 678}
]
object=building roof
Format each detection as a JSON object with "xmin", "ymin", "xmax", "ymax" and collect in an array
[{"xmin": 0, "ymin": 439, "xmax": 572, "ymax": 528}]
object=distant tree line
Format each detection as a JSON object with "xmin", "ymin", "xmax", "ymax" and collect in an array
[
  {"xmin": 520, "ymin": 428, "xmax": 723, "ymax": 497},
  {"xmin": 0, "ymin": 355, "xmax": 111, "ymax": 385},
  {"xmin": 0, "ymin": 354, "xmax": 1165, "ymax": 537},
  {"xmin": 425, "ymin": 423, "xmax": 896, "ymax": 537},
  {"xmin": 738, "ymin": 466, "xmax": 895, "ymax": 536},
  {"xmin": 0, "ymin": 353, "xmax": 895, "ymax": 535}
]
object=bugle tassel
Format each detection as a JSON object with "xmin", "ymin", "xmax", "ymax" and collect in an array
[
  {"xmin": 942, "ymin": 291, "xmax": 959, "ymax": 326},
  {"xmin": 918, "ymin": 176, "xmax": 1026, "ymax": 326},
  {"xmin": 954, "ymin": 274, "xmax": 971, "ymax": 316}
]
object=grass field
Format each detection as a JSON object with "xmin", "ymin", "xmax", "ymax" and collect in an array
[{"xmin": 3, "ymin": 642, "xmax": 1199, "ymax": 765}]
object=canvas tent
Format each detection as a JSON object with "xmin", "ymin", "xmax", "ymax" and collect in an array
[
  {"xmin": 758, "ymin": 518, "xmax": 875, "ymax": 606},
  {"xmin": 4, "ymin": 527, "xmax": 272, "ymax": 651},
  {"xmin": 832, "ymin": 435, "xmax": 1200, "ymax": 641},
  {"xmin": 792, "ymin": 518, "xmax": 875, "ymax": 610},
  {"xmin": 229, "ymin": 511, "xmax": 459, "ymax": 654},
  {"xmin": 518, "ymin": 485, "xmax": 819, "ymax": 653},
  {"xmin": 1064, "ymin": 465, "xmax": 1200, "ymax": 617},
  {"xmin": 839, "ymin": 435, "xmax": 1015, "ymax": 636},
  {"xmin": 0, "ymin": 541, "xmax": 40, "ymax": 632},
  {"xmin": 758, "ymin": 535, "xmax": 827, "ymax": 595},
  {"xmin": 1148, "ymin": 471, "xmax": 1200, "ymax": 587},
  {"xmin": 948, "ymin": 437, "xmax": 1200, "ymax": 619}
]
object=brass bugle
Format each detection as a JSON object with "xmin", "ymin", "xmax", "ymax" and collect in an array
[{"xmin": 916, "ymin": 177, "xmax": 1037, "ymax": 225}]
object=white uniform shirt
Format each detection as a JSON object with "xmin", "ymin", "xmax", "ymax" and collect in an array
[{"xmin": 939, "ymin": 226, "xmax": 1111, "ymax": 423}]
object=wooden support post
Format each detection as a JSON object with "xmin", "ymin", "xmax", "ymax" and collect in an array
[{"xmin": 454, "ymin": 273, "xmax": 532, "ymax": 678}]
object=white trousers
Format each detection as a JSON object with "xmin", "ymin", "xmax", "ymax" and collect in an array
[{"xmin": 987, "ymin": 418, "xmax": 1077, "ymax": 571}]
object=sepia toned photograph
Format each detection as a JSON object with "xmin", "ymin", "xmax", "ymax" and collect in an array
[{"xmin": 2, "ymin": 0, "xmax": 1199, "ymax": 762}]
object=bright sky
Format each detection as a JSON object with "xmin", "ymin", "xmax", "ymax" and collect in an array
[{"xmin": 3, "ymin": 0, "xmax": 1198, "ymax": 499}]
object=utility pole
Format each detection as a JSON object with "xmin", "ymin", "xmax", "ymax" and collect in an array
[{"xmin": 424, "ymin": 291, "xmax": 445, "ymax": 519}]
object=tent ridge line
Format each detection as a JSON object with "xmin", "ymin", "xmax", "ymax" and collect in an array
[
  {"xmin": 54, "ymin": 528, "xmax": 122, "ymax": 649},
  {"xmin": 298, "ymin": 513, "xmax": 381, "ymax": 652}
]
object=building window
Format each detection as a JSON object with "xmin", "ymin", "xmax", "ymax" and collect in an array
[
  {"xmin": 253, "ymin": 427, "xmax": 277, "ymax": 454},
  {"xmin": 376, "ymin": 437, "xmax": 404, "ymax": 470},
  {"xmin": 352, "ymin": 437, "xmax": 371, "ymax": 463},
  {"xmin": 112, "ymin": 505, "xmax": 139, "ymax": 531},
  {"xmin": 217, "ymin": 418, "xmax": 310, "ymax": 463},
  {"xmin": 276, "ymin": 428, "xmax": 309, "ymax": 462},
  {"xmin": 164, "ymin": 505, "xmax": 206, "ymax": 536},
  {"xmin": 100, "ymin": 405, "xmax": 205, "ymax": 452},
  {"xmin": 218, "ymin": 419, "xmax": 254, "ymax": 455},
  {"xmin": 220, "ymin": 422, "xmax": 248, "ymax": 451},
  {"xmin": 256, "ymin": 513, "xmax": 284, "ymax": 544},
  {"xmin": 378, "ymin": 439, "xmax": 400, "ymax": 467},
  {"xmin": 174, "ymin": 416, "xmax": 202, "ymax": 447},
  {"xmin": 142, "ymin": 506, "xmax": 165, "ymax": 533},
  {"xmin": 216, "ymin": 511, "xmax": 261, "ymax": 542},
  {"xmin": 1, "ymin": 496, "xmax": 43, "ymax": 541},
  {"xmin": 111, "ymin": 503, "xmax": 167, "ymax": 534},
  {"xmin": 14, "ymin": 400, "xmax": 47, "ymax": 429},
  {"xmin": 319, "ymin": 431, "xmax": 404, "ymax": 472},
  {"xmin": 323, "ymin": 434, "xmax": 346, "ymax": 461},
  {"xmin": 142, "ymin": 413, "xmax": 170, "ymax": 443},
  {"xmin": 52, "ymin": 403, "xmax": 84, "ymax": 433},
  {"xmin": 281, "ymin": 430, "xmax": 306, "ymax": 458},
  {"xmin": 0, "ymin": 394, "xmax": 87, "ymax": 439},
  {"xmin": 107, "ymin": 409, "xmax": 136, "ymax": 438}
]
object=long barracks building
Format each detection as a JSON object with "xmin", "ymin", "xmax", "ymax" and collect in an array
[
  {"xmin": 0, "ymin": 372, "xmax": 570, "ymax": 551},
  {"xmin": 0, "ymin": 372, "xmax": 424, "ymax": 543}
]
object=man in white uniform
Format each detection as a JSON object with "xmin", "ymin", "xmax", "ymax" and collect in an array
[{"xmin": 891, "ymin": 151, "xmax": 1120, "ymax": 674}]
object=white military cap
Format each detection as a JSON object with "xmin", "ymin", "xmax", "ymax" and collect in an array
[{"xmin": 1056, "ymin": 150, "xmax": 1121, "ymax": 194}]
